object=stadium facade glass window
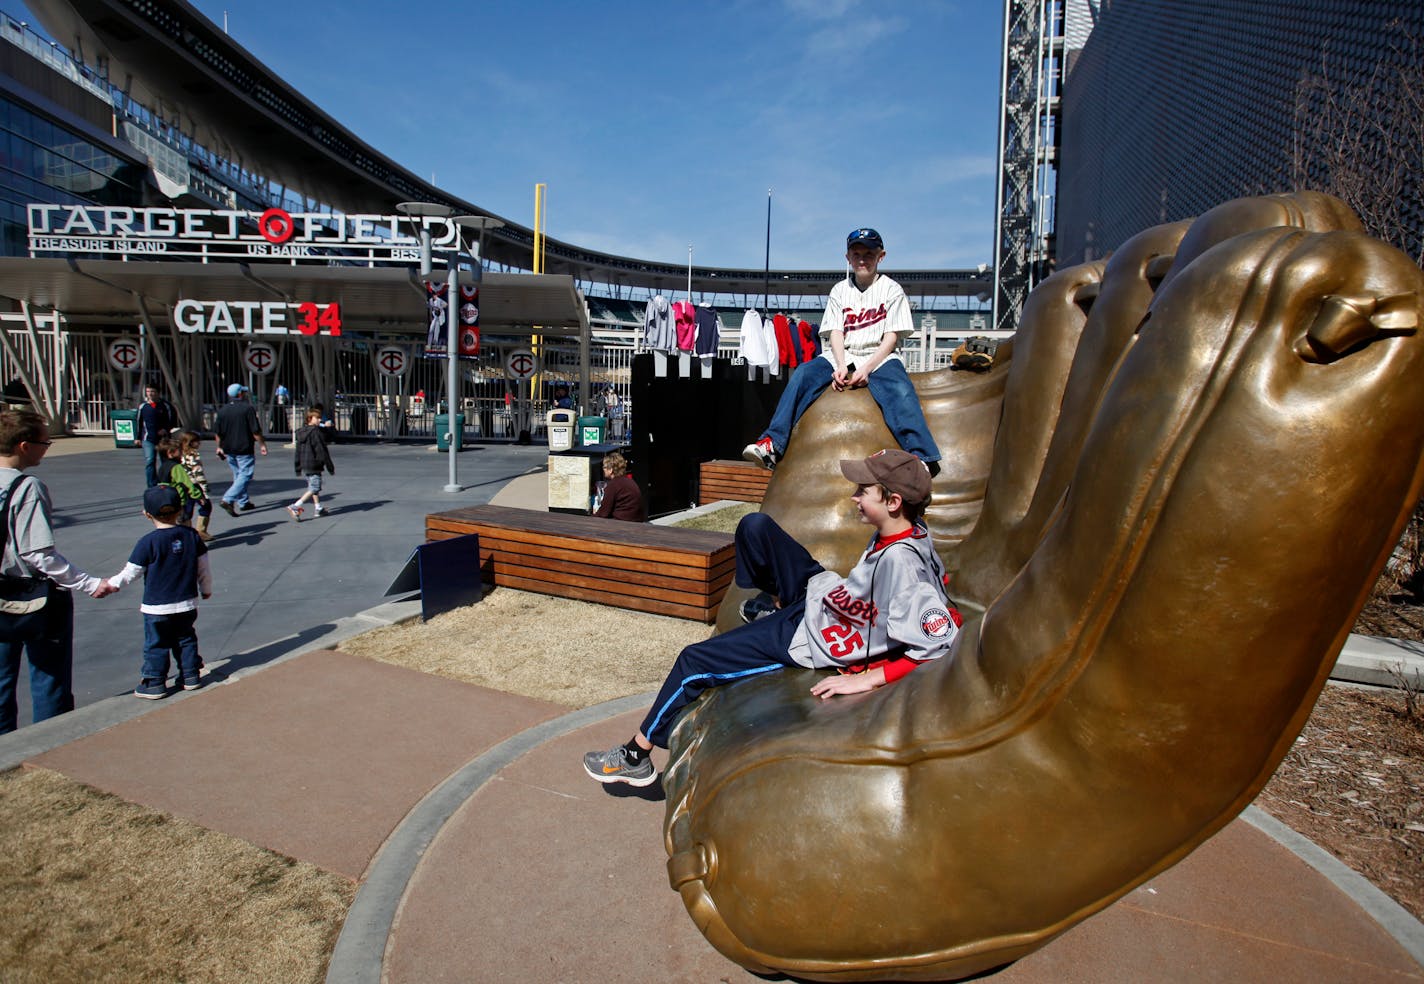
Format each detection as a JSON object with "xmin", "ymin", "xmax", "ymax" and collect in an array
[{"xmin": 0, "ymin": 96, "xmax": 145, "ymax": 256}]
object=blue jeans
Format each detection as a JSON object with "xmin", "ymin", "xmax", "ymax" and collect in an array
[
  {"xmin": 640, "ymin": 514, "xmax": 824, "ymax": 747},
  {"xmin": 761, "ymin": 357, "xmax": 941, "ymax": 463},
  {"xmin": 143, "ymin": 440, "xmax": 159, "ymax": 487},
  {"xmin": 222, "ymin": 453, "xmax": 256, "ymax": 506},
  {"xmin": 0, "ymin": 586, "xmax": 74, "ymax": 734},
  {"xmin": 142, "ymin": 610, "xmax": 200, "ymax": 682}
]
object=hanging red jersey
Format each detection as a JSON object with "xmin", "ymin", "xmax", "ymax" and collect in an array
[{"xmin": 773, "ymin": 313, "xmax": 798, "ymax": 367}]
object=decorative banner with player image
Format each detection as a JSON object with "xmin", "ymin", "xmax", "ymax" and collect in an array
[{"xmin": 424, "ymin": 282, "xmax": 481, "ymax": 359}]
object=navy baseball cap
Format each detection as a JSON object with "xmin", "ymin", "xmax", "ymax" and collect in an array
[
  {"xmin": 143, "ymin": 485, "xmax": 181, "ymax": 516},
  {"xmin": 847, "ymin": 228, "xmax": 884, "ymax": 250}
]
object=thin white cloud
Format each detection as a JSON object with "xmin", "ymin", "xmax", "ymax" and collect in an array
[
  {"xmin": 803, "ymin": 15, "xmax": 909, "ymax": 59},
  {"xmin": 783, "ymin": 0, "xmax": 857, "ymax": 20}
]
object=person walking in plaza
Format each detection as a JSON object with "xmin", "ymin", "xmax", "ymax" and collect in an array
[
  {"xmin": 287, "ymin": 408, "xmax": 335, "ymax": 521},
  {"xmin": 138, "ymin": 384, "xmax": 180, "ymax": 488},
  {"xmin": 214, "ymin": 383, "xmax": 268, "ymax": 515},
  {"xmin": 0, "ymin": 408, "xmax": 117, "ymax": 734},
  {"xmin": 154, "ymin": 438, "xmax": 200, "ymax": 527},
  {"xmin": 178, "ymin": 430, "xmax": 215, "ymax": 541},
  {"xmin": 604, "ymin": 387, "xmax": 623, "ymax": 439},
  {"xmin": 106, "ymin": 485, "xmax": 212, "ymax": 699},
  {"xmin": 742, "ymin": 228, "xmax": 941, "ymax": 474}
]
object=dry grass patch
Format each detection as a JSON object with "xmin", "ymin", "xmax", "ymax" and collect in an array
[
  {"xmin": 338, "ymin": 504, "xmax": 743, "ymax": 705},
  {"xmin": 668, "ymin": 501, "xmax": 757, "ymax": 531},
  {"xmin": 0, "ymin": 767, "xmax": 353, "ymax": 984},
  {"xmin": 340, "ymin": 587, "xmax": 714, "ymax": 707}
]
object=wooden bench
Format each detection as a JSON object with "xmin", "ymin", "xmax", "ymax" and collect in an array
[
  {"xmin": 697, "ymin": 459, "xmax": 771, "ymax": 505},
  {"xmin": 425, "ymin": 504, "xmax": 736, "ymax": 622}
]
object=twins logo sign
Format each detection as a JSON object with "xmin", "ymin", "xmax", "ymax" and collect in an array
[
  {"xmin": 506, "ymin": 349, "xmax": 537, "ymax": 380},
  {"xmin": 106, "ymin": 336, "xmax": 142, "ymax": 372},
  {"xmin": 376, "ymin": 346, "xmax": 409, "ymax": 377},
  {"xmin": 242, "ymin": 342, "xmax": 276, "ymax": 375}
]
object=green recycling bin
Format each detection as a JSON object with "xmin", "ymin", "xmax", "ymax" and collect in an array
[
  {"xmin": 436, "ymin": 412, "xmax": 464, "ymax": 452},
  {"xmin": 111, "ymin": 408, "xmax": 139, "ymax": 448},
  {"xmin": 577, "ymin": 415, "xmax": 607, "ymax": 446}
]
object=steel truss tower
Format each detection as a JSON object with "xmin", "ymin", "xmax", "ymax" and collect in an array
[{"xmin": 993, "ymin": 0, "xmax": 1065, "ymax": 333}]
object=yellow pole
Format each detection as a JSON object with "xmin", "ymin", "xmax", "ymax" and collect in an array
[{"xmin": 532, "ymin": 182, "xmax": 545, "ymax": 403}]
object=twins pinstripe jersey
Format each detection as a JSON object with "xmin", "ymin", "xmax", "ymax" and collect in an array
[{"xmin": 818, "ymin": 273, "xmax": 914, "ymax": 366}]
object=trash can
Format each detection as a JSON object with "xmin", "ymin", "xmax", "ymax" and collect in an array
[
  {"xmin": 110, "ymin": 408, "xmax": 139, "ymax": 448},
  {"xmin": 577, "ymin": 415, "xmax": 608, "ymax": 447},
  {"xmin": 436, "ymin": 412, "xmax": 464, "ymax": 452},
  {"xmin": 547, "ymin": 409, "xmax": 575, "ymax": 452}
]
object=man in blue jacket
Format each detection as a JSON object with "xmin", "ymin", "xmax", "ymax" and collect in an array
[{"xmin": 138, "ymin": 384, "xmax": 180, "ymax": 488}]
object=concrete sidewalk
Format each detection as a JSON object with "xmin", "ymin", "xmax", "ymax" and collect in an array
[
  {"xmin": 15, "ymin": 643, "xmax": 1424, "ymax": 983},
  {"xmin": 2, "ymin": 445, "xmax": 1423, "ymax": 980}
]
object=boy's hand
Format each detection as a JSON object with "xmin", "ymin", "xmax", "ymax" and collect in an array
[
  {"xmin": 201, "ymin": 592, "xmax": 212, "ymax": 600},
  {"xmin": 810, "ymin": 666, "xmax": 886, "ymax": 700},
  {"xmin": 91, "ymin": 580, "xmax": 118, "ymax": 598},
  {"xmin": 832, "ymin": 365, "xmax": 852, "ymax": 391}
]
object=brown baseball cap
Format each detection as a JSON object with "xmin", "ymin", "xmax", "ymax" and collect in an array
[{"xmin": 839, "ymin": 449, "xmax": 932, "ymax": 507}]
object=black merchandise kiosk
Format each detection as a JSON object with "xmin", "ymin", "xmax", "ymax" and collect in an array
[{"xmin": 630, "ymin": 354, "xmax": 789, "ymax": 518}]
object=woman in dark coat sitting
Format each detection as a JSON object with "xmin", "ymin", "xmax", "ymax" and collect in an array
[{"xmin": 594, "ymin": 451, "xmax": 645, "ymax": 522}]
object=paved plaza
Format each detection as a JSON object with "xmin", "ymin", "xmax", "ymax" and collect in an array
[
  {"xmin": 1, "ymin": 435, "xmax": 1422, "ymax": 981},
  {"xmin": 11, "ymin": 434, "xmax": 548, "ymax": 729}
]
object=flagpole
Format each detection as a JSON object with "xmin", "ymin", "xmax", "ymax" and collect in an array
[{"xmin": 763, "ymin": 188, "xmax": 771, "ymax": 312}]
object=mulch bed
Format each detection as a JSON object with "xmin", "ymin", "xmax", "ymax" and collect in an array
[
  {"xmin": 1257, "ymin": 684, "xmax": 1424, "ymax": 922},
  {"xmin": 1251, "ymin": 585, "xmax": 1424, "ymax": 924}
]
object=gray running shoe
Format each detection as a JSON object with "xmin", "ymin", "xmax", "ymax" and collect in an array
[{"xmin": 583, "ymin": 744, "xmax": 657, "ymax": 787}]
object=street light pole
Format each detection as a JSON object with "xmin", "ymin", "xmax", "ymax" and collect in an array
[
  {"xmin": 397, "ymin": 204, "xmax": 500, "ymax": 491},
  {"xmin": 450, "ymin": 215, "xmax": 504, "ymax": 491}
]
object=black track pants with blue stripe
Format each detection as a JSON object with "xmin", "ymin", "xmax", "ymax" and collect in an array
[{"xmin": 640, "ymin": 513, "xmax": 824, "ymax": 748}]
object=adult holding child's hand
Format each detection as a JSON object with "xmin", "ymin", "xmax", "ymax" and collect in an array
[{"xmin": 0, "ymin": 409, "xmax": 116, "ymax": 734}]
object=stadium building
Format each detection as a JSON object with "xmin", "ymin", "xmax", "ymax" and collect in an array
[
  {"xmin": 1052, "ymin": 0, "xmax": 1422, "ymax": 269},
  {"xmin": 0, "ymin": 0, "xmax": 994, "ymax": 441},
  {"xmin": 993, "ymin": 0, "xmax": 1421, "ymax": 333}
]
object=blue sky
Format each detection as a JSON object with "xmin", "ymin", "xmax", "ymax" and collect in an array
[{"xmin": 14, "ymin": 1, "xmax": 1004, "ymax": 271}]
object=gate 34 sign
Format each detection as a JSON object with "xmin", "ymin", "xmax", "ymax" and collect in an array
[{"xmin": 174, "ymin": 299, "xmax": 342, "ymax": 335}]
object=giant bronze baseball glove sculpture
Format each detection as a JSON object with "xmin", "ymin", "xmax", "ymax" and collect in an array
[{"xmin": 664, "ymin": 194, "xmax": 1422, "ymax": 980}]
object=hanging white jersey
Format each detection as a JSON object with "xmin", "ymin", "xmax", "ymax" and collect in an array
[{"xmin": 739, "ymin": 310, "xmax": 773, "ymax": 367}]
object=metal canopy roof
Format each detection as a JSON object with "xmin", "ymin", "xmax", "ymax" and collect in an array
[{"xmin": 0, "ymin": 258, "xmax": 589, "ymax": 337}]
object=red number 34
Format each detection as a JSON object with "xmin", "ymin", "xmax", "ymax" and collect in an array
[
  {"xmin": 821, "ymin": 622, "xmax": 864, "ymax": 659},
  {"xmin": 296, "ymin": 302, "xmax": 342, "ymax": 336}
]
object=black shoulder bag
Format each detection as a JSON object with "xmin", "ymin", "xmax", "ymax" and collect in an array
[{"xmin": 0, "ymin": 474, "xmax": 49, "ymax": 615}]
